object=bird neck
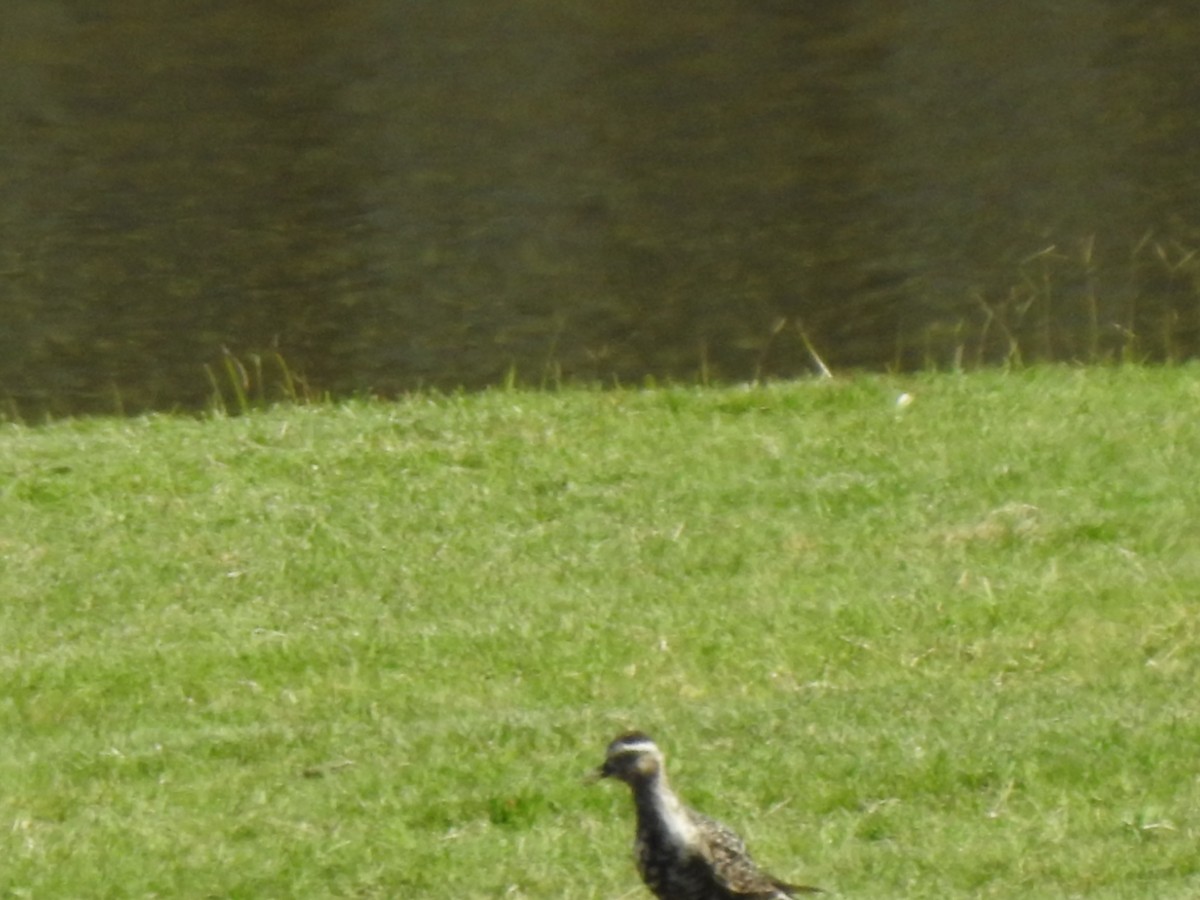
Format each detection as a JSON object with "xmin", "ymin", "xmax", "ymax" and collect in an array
[{"xmin": 632, "ymin": 772, "xmax": 699, "ymax": 851}]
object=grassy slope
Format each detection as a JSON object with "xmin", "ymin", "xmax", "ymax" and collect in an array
[{"xmin": 2, "ymin": 366, "xmax": 1199, "ymax": 898}]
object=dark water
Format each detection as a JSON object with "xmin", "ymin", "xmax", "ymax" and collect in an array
[{"xmin": 3, "ymin": 1, "xmax": 1200, "ymax": 416}]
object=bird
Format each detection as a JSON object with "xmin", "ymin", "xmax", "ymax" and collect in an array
[{"xmin": 594, "ymin": 731, "xmax": 823, "ymax": 899}]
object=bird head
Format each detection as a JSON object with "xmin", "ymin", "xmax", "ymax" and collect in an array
[{"xmin": 594, "ymin": 731, "xmax": 665, "ymax": 784}]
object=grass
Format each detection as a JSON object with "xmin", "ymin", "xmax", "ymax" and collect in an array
[{"xmin": 2, "ymin": 366, "xmax": 1200, "ymax": 897}]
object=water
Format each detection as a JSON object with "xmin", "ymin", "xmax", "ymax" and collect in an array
[{"xmin": 3, "ymin": 1, "xmax": 1200, "ymax": 416}]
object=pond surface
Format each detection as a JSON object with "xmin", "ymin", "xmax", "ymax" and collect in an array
[{"xmin": 3, "ymin": 1, "xmax": 1200, "ymax": 415}]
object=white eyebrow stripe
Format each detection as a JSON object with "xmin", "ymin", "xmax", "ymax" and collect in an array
[{"xmin": 612, "ymin": 740, "xmax": 658, "ymax": 754}]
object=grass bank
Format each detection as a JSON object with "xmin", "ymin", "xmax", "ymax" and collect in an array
[{"xmin": 2, "ymin": 366, "xmax": 1199, "ymax": 898}]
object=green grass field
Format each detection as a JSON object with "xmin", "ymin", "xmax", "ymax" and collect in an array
[{"xmin": 3, "ymin": 366, "xmax": 1200, "ymax": 898}]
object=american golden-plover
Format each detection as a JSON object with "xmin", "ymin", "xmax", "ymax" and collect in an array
[{"xmin": 595, "ymin": 731, "xmax": 823, "ymax": 899}]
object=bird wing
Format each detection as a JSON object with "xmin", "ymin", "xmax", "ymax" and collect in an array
[{"xmin": 691, "ymin": 811, "xmax": 823, "ymax": 897}]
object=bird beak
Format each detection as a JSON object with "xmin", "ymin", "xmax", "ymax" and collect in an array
[{"xmin": 584, "ymin": 763, "xmax": 609, "ymax": 785}]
